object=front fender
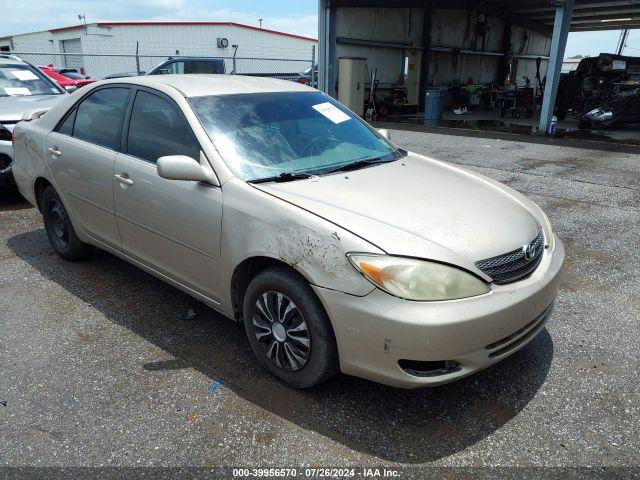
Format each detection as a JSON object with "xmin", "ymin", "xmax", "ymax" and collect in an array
[{"xmin": 217, "ymin": 178, "xmax": 379, "ymax": 315}]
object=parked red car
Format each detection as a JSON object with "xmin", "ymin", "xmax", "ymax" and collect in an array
[{"xmin": 38, "ymin": 66, "xmax": 94, "ymax": 92}]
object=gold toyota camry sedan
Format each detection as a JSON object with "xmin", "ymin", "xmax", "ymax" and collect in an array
[{"xmin": 12, "ymin": 75, "xmax": 564, "ymax": 389}]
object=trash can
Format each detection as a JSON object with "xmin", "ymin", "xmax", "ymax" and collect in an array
[{"xmin": 424, "ymin": 88, "xmax": 446, "ymax": 121}]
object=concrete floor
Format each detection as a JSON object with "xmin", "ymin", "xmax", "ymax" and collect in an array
[
  {"xmin": 386, "ymin": 108, "xmax": 640, "ymax": 144},
  {"xmin": 1, "ymin": 130, "xmax": 639, "ymax": 473}
]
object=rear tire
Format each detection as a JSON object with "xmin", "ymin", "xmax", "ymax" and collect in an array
[
  {"xmin": 242, "ymin": 267, "xmax": 339, "ymax": 388},
  {"xmin": 41, "ymin": 186, "xmax": 93, "ymax": 260}
]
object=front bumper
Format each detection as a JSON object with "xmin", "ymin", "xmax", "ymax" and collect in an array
[
  {"xmin": 0, "ymin": 140, "xmax": 14, "ymax": 187},
  {"xmin": 313, "ymin": 236, "xmax": 564, "ymax": 388}
]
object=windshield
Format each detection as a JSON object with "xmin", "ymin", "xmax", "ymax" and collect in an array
[
  {"xmin": 0, "ymin": 65, "xmax": 62, "ymax": 97},
  {"xmin": 189, "ymin": 91, "xmax": 405, "ymax": 181}
]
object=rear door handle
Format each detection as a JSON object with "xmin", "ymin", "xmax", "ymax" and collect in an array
[
  {"xmin": 48, "ymin": 146, "xmax": 62, "ymax": 156},
  {"xmin": 114, "ymin": 174, "xmax": 134, "ymax": 186}
]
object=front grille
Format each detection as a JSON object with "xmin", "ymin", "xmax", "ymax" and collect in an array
[{"xmin": 475, "ymin": 232, "xmax": 544, "ymax": 284}]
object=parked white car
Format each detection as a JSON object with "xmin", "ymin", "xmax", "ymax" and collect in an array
[{"xmin": 0, "ymin": 54, "xmax": 66, "ymax": 187}]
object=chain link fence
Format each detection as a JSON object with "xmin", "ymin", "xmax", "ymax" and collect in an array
[{"xmin": 9, "ymin": 49, "xmax": 315, "ymax": 83}]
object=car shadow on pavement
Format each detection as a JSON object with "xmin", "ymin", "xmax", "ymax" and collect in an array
[
  {"xmin": 8, "ymin": 228, "xmax": 554, "ymax": 464},
  {"xmin": 0, "ymin": 187, "xmax": 31, "ymax": 211}
]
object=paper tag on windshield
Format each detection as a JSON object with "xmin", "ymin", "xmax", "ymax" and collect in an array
[
  {"xmin": 4, "ymin": 87, "xmax": 31, "ymax": 96},
  {"xmin": 312, "ymin": 102, "xmax": 351, "ymax": 124},
  {"xmin": 11, "ymin": 70, "xmax": 39, "ymax": 81}
]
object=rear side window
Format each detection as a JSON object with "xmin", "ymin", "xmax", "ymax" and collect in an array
[
  {"xmin": 126, "ymin": 91, "xmax": 200, "ymax": 163},
  {"xmin": 73, "ymin": 88, "xmax": 129, "ymax": 150},
  {"xmin": 57, "ymin": 109, "xmax": 76, "ymax": 136}
]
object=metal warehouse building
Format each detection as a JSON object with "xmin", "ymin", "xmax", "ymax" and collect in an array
[
  {"xmin": 317, "ymin": 0, "xmax": 640, "ymax": 132},
  {"xmin": 0, "ymin": 21, "xmax": 317, "ymax": 79}
]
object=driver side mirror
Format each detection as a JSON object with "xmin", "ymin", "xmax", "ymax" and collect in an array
[
  {"xmin": 378, "ymin": 128, "xmax": 391, "ymax": 140},
  {"xmin": 157, "ymin": 155, "xmax": 218, "ymax": 185}
]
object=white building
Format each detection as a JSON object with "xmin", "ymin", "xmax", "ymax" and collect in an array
[{"xmin": 0, "ymin": 21, "xmax": 317, "ymax": 78}]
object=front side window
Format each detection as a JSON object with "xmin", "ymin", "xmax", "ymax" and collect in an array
[
  {"xmin": 150, "ymin": 61, "xmax": 183, "ymax": 75},
  {"xmin": 73, "ymin": 88, "xmax": 129, "ymax": 150},
  {"xmin": 126, "ymin": 91, "xmax": 200, "ymax": 163},
  {"xmin": 182, "ymin": 61, "xmax": 223, "ymax": 74},
  {"xmin": 0, "ymin": 64, "xmax": 62, "ymax": 97},
  {"xmin": 152, "ymin": 60, "xmax": 224, "ymax": 75},
  {"xmin": 166, "ymin": 62, "xmax": 184, "ymax": 74},
  {"xmin": 189, "ymin": 91, "xmax": 405, "ymax": 181}
]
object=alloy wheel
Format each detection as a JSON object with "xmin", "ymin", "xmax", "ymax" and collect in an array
[
  {"xmin": 252, "ymin": 291, "xmax": 311, "ymax": 371},
  {"xmin": 49, "ymin": 199, "xmax": 69, "ymax": 249}
]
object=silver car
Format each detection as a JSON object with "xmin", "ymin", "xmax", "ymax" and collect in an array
[
  {"xmin": 12, "ymin": 75, "xmax": 564, "ymax": 389},
  {"xmin": 0, "ymin": 54, "xmax": 66, "ymax": 187}
]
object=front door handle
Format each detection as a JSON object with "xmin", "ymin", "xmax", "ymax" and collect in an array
[
  {"xmin": 115, "ymin": 174, "xmax": 134, "ymax": 186},
  {"xmin": 48, "ymin": 146, "xmax": 62, "ymax": 156}
]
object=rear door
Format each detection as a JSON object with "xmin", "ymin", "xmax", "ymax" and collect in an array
[
  {"xmin": 113, "ymin": 87, "xmax": 223, "ymax": 300},
  {"xmin": 45, "ymin": 86, "xmax": 131, "ymax": 249}
]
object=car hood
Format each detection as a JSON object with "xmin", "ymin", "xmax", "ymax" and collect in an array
[
  {"xmin": 253, "ymin": 153, "xmax": 541, "ymax": 269},
  {"xmin": 0, "ymin": 95, "xmax": 64, "ymax": 123}
]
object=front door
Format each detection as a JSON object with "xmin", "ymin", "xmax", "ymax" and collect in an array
[{"xmin": 113, "ymin": 88, "xmax": 223, "ymax": 301}]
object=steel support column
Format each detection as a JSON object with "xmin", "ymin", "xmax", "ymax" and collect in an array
[
  {"xmin": 318, "ymin": 0, "xmax": 328, "ymax": 92},
  {"xmin": 538, "ymin": 0, "xmax": 574, "ymax": 133},
  {"xmin": 417, "ymin": 8, "xmax": 432, "ymax": 111},
  {"xmin": 317, "ymin": 0, "xmax": 337, "ymax": 96}
]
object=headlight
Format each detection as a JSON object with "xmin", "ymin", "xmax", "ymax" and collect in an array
[
  {"xmin": 347, "ymin": 254, "xmax": 490, "ymax": 301},
  {"xmin": 538, "ymin": 207, "xmax": 555, "ymax": 251}
]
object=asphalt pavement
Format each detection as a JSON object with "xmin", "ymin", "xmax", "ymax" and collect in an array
[{"xmin": 1, "ymin": 130, "xmax": 638, "ymax": 472}]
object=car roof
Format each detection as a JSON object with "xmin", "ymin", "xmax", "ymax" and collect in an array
[
  {"xmin": 0, "ymin": 55, "xmax": 27, "ymax": 66},
  {"xmin": 164, "ymin": 56, "xmax": 224, "ymax": 61},
  {"xmin": 98, "ymin": 74, "xmax": 315, "ymax": 98}
]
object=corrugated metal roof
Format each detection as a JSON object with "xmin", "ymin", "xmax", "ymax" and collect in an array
[{"xmin": 330, "ymin": 0, "xmax": 640, "ymax": 33}]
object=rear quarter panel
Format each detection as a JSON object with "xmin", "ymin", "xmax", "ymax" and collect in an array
[
  {"xmin": 12, "ymin": 89, "xmax": 83, "ymax": 206},
  {"xmin": 12, "ymin": 120, "xmax": 50, "ymax": 207}
]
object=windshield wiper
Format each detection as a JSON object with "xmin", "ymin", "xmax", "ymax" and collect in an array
[
  {"xmin": 324, "ymin": 157, "xmax": 393, "ymax": 174},
  {"xmin": 248, "ymin": 171, "xmax": 312, "ymax": 184}
]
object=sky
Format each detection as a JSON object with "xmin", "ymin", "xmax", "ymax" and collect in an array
[
  {"xmin": 565, "ymin": 29, "xmax": 640, "ymax": 58},
  {"xmin": 2, "ymin": 0, "xmax": 639, "ymax": 58},
  {"xmin": 1, "ymin": 0, "xmax": 319, "ymax": 38}
]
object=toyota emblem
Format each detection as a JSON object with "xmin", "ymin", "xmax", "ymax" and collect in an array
[{"xmin": 523, "ymin": 243, "xmax": 537, "ymax": 261}]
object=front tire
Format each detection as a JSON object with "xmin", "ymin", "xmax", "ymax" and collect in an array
[
  {"xmin": 41, "ymin": 186, "xmax": 93, "ymax": 260},
  {"xmin": 242, "ymin": 267, "xmax": 339, "ymax": 388}
]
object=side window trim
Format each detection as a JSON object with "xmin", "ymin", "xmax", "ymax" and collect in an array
[
  {"xmin": 122, "ymin": 86, "xmax": 203, "ymax": 164},
  {"xmin": 120, "ymin": 88, "xmax": 137, "ymax": 153},
  {"xmin": 54, "ymin": 106, "xmax": 78, "ymax": 136}
]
